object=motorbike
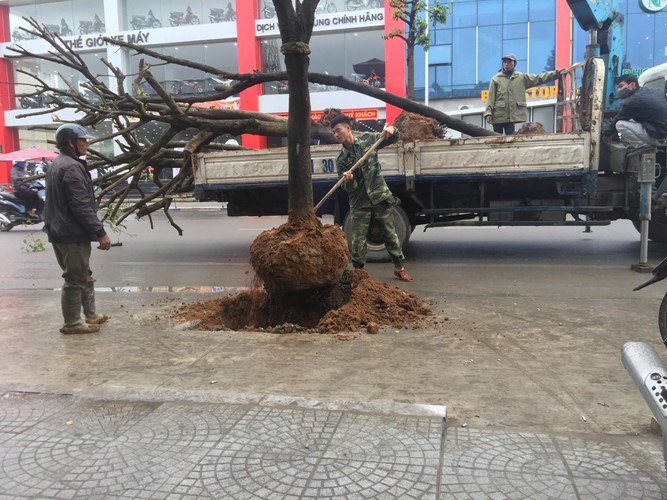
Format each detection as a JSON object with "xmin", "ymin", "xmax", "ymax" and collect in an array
[
  {"xmin": 45, "ymin": 18, "xmax": 72, "ymax": 36},
  {"xmin": 316, "ymin": 0, "xmax": 337, "ymax": 13},
  {"xmin": 209, "ymin": 3, "xmax": 236, "ymax": 23},
  {"xmin": 362, "ymin": 68, "xmax": 382, "ymax": 87},
  {"xmin": 131, "ymin": 10, "xmax": 162, "ymax": 30},
  {"xmin": 0, "ymin": 182, "xmax": 46, "ymax": 232},
  {"xmin": 19, "ymin": 94, "xmax": 49, "ymax": 109},
  {"xmin": 262, "ymin": 1, "xmax": 276, "ymax": 18},
  {"xmin": 169, "ymin": 6, "xmax": 200, "ymax": 26},
  {"xmin": 79, "ymin": 14, "xmax": 105, "ymax": 34},
  {"xmin": 345, "ymin": 0, "xmax": 382, "ymax": 9},
  {"xmin": 11, "ymin": 27, "xmax": 39, "ymax": 41},
  {"xmin": 171, "ymin": 80, "xmax": 204, "ymax": 96}
]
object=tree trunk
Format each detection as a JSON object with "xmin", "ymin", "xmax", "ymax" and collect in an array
[
  {"xmin": 406, "ymin": 44, "xmax": 415, "ymax": 101},
  {"xmin": 285, "ymin": 50, "xmax": 313, "ymax": 217}
]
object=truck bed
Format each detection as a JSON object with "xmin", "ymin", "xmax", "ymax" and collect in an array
[{"xmin": 194, "ymin": 132, "xmax": 593, "ymax": 191}]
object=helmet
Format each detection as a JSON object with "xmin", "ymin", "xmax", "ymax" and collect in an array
[
  {"xmin": 14, "ymin": 161, "xmax": 26, "ymax": 169},
  {"xmin": 502, "ymin": 53, "xmax": 517, "ymax": 62},
  {"xmin": 55, "ymin": 123, "xmax": 95, "ymax": 147}
]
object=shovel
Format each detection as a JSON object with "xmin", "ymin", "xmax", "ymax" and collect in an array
[{"xmin": 313, "ymin": 136, "xmax": 384, "ymax": 212}]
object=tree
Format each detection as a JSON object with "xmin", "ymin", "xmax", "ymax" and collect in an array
[
  {"xmin": 6, "ymin": 9, "xmax": 493, "ymax": 233},
  {"xmin": 385, "ymin": 0, "xmax": 449, "ymax": 100}
]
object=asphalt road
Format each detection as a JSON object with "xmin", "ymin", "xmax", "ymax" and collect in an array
[{"xmin": 3, "ymin": 208, "xmax": 667, "ymax": 436}]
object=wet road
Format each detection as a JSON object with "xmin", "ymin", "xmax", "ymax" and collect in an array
[{"xmin": 1, "ymin": 207, "xmax": 665, "ymax": 296}]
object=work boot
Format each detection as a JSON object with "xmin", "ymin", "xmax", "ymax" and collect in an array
[
  {"xmin": 82, "ymin": 283, "xmax": 108, "ymax": 325},
  {"xmin": 60, "ymin": 323, "xmax": 100, "ymax": 335}
]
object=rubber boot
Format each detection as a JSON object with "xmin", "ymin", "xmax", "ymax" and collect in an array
[
  {"xmin": 60, "ymin": 286, "xmax": 99, "ymax": 335},
  {"xmin": 82, "ymin": 282, "xmax": 108, "ymax": 325}
]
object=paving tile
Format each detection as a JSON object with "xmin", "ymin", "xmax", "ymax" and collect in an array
[{"xmin": 0, "ymin": 392, "xmax": 76, "ymax": 436}]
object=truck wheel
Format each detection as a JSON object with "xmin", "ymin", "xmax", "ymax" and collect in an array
[
  {"xmin": 632, "ymin": 210, "xmax": 667, "ymax": 243},
  {"xmin": 343, "ymin": 205, "xmax": 411, "ymax": 263},
  {"xmin": 659, "ymin": 293, "xmax": 667, "ymax": 349}
]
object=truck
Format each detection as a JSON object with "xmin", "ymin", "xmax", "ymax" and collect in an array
[{"xmin": 193, "ymin": 2, "xmax": 667, "ymax": 262}]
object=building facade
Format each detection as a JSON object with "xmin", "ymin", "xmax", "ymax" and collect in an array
[{"xmin": 0, "ymin": 0, "xmax": 665, "ymax": 161}]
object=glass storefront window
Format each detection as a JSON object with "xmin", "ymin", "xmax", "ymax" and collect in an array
[
  {"xmin": 528, "ymin": 0, "xmax": 554, "ymax": 22},
  {"xmin": 503, "ymin": 0, "xmax": 528, "ymax": 24},
  {"xmin": 13, "ymin": 52, "xmax": 107, "ymax": 109},
  {"xmin": 479, "ymin": 25, "xmax": 502, "ymax": 85},
  {"xmin": 120, "ymin": 1, "xmax": 234, "ymax": 30},
  {"xmin": 528, "ymin": 20, "xmax": 555, "ymax": 73},
  {"xmin": 128, "ymin": 42, "xmax": 238, "ymax": 97},
  {"xmin": 9, "ymin": 0, "xmax": 103, "ymax": 40},
  {"xmin": 451, "ymin": 0, "xmax": 477, "ymax": 28},
  {"xmin": 260, "ymin": 29, "xmax": 384, "ymax": 94},
  {"xmin": 477, "ymin": 0, "xmax": 502, "ymax": 26}
]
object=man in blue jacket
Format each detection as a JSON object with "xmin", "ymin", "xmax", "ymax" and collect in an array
[
  {"xmin": 44, "ymin": 124, "xmax": 111, "ymax": 335},
  {"xmin": 606, "ymin": 74, "xmax": 667, "ymax": 148}
]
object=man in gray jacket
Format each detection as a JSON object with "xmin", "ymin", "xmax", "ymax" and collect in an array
[{"xmin": 44, "ymin": 124, "xmax": 111, "ymax": 335}]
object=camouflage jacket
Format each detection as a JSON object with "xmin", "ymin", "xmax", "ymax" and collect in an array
[{"xmin": 335, "ymin": 130, "xmax": 399, "ymax": 209}]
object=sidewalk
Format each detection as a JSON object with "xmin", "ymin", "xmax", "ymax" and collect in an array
[
  {"xmin": 0, "ymin": 390, "xmax": 665, "ymax": 499},
  {"xmin": 1, "ymin": 285, "xmax": 667, "ymax": 498}
]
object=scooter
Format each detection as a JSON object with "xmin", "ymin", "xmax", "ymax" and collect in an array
[
  {"xmin": 11, "ymin": 27, "xmax": 39, "ymax": 41},
  {"xmin": 131, "ymin": 10, "xmax": 162, "ymax": 30},
  {"xmin": 169, "ymin": 6, "xmax": 200, "ymax": 26},
  {"xmin": 345, "ymin": 0, "xmax": 382, "ymax": 9},
  {"xmin": 19, "ymin": 94, "xmax": 49, "ymax": 109},
  {"xmin": 262, "ymin": 1, "xmax": 276, "ymax": 18},
  {"xmin": 316, "ymin": 0, "xmax": 337, "ymax": 13},
  {"xmin": 209, "ymin": 3, "xmax": 236, "ymax": 22},
  {"xmin": 362, "ymin": 68, "xmax": 382, "ymax": 87},
  {"xmin": 79, "ymin": 14, "xmax": 105, "ymax": 34},
  {"xmin": 0, "ymin": 182, "xmax": 46, "ymax": 232},
  {"xmin": 45, "ymin": 18, "xmax": 72, "ymax": 36},
  {"xmin": 634, "ymin": 256, "xmax": 667, "ymax": 348}
]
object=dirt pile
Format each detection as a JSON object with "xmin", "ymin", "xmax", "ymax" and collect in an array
[
  {"xmin": 394, "ymin": 111, "xmax": 445, "ymax": 141},
  {"xmin": 515, "ymin": 121, "xmax": 547, "ymax": 135},
  {"xmin": 249, "ymin": 213, "xmax": 349, "ymax": 293},
  {"xmin": 172, "ymin": 269, "xmax": 432, "ymax": 336}
]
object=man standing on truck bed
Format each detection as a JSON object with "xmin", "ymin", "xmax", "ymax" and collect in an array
[
  {"xmin": 330, "ymin": 114, "xmax": 413, "ymax": 282},
  {"xmin": 605, "ymin": 74, "xmax": 667, "ymax": 148},
  {"xmin": 484, "ymin": 53, "xmax": 561, "ymax": 135}
]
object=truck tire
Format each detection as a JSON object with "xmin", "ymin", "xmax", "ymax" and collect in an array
[
  {"xmin": 632, "ymin": 210, "xmax": 667, "ymax": 243},
  {"xmin": 659, "ymin": 293, "xmax": 667, "ymax": 349},
  {"xmin": 342, "ymin": 205, "xmax": 411, "ymax": 263}
]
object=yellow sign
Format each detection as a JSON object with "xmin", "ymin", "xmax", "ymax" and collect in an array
[{"xmin": 481, "ymin": 85, "xmax": 558, "ymax": 102}]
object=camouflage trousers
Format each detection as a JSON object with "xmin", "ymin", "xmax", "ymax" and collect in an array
[{"xmin": 349, "ymin": 203, "xmax": 405, "ymax": 269}]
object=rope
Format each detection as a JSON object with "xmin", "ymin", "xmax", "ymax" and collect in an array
[{"xmin": 280, "ymin": 42, "xmax": 311, "ymax": 55}]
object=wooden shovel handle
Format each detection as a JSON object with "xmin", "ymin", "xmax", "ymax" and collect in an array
[{"xmin": 313, "ymin": 136, "xmax": 385, "ymax": 213}]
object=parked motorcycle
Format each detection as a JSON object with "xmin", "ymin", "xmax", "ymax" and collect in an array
[
  {"xmin": 316, "ymin": 0, "xmax": 338, "ymax": 13},
  {"xmin": 171, "ymin": 80, "xmax": 204, "ymax": 96},
  {"xmin": 262, "ymin": 1, "xmax": 276, "ymax": 18},
  {"xmin": 345, "ymin": 0, "xmax": 382, "ymax": 9},
  {"xmin": 131, "ymin": 9, "xmax": 162, "ymax": 30},
  {"xmin": 45, "ymin": 18, "xmax": 72, "ymax": 36},
  {"xmin": 634, "ymin": 257, "xmax": 667, "ymax": 347},
  {"xmin": 19, "ymin": 94, "xmax": 49, "ymax": 109},
  {"xmin": 79, "ymin": 14, "xmax": 105, "ymax": 34},
  {"xmin": 0, "ymin": 182, "xmax": 46, "ymax": 232},
  {"xmin": 11, "ymin": 27, "xmax": 39, "ymax": 41},
  {"xmin": 169, "ymin": 6, "xmax": 200, "ymax": 26},
  {"xmin": 209, "ymin": 3, "xmax": 236, "ymax": 22},
  {"xmin": 362, "ymin": 68, "xmax": 382, "ymax": 87}
]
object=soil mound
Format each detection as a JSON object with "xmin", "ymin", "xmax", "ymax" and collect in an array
[
  {"xmin": 515, "ymin": 121, "xmax": 547, "ymax": 135},
  {"xmin": 249, "ymin": 213, "xmax": 349, "ymax": 293},
  {"xmin": 394, "ymin": 111, "xmax": 445, "ymax": 141},
  {"xmin": 172, "ymin": 270, "xmax": 432, "ymax": 336}
]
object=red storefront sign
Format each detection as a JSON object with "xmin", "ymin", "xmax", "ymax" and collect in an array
[{"xmin": 275, "ymin": 108, "xmax": 378, "ymax": 121}]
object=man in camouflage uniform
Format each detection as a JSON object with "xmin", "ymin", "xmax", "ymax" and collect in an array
[{"xmin": 330, "ymin": 114, "xmax": 413, "ymax": 282}]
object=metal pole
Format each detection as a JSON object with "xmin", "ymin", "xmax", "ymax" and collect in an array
[
  {"xmin": 424, "ymin": 6, "xmax": 429, "ymax": 106},
  {"xmin": 632, "ymin": 150, "xmax": 656, "ymax": 272}
]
